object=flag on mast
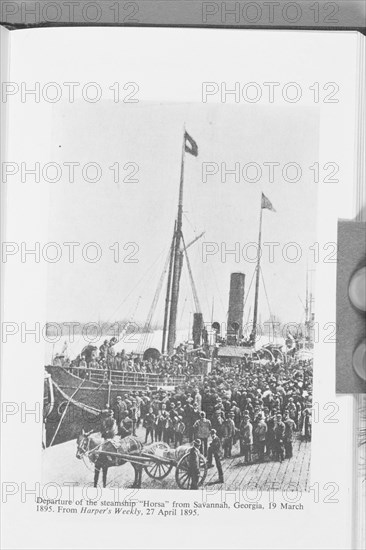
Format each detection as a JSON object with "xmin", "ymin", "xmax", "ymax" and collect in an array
[
  {"xmin": 184, "ymin": 131, "xmax": 198, "ymax": 157},
  {"xmin": 261, "ymin": 192, "xmax": 276, "ymax": 212}
]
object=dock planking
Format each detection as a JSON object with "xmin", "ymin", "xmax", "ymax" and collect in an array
[
  {"xmin": 202, "ymin": 437, "xmax": 310, "ymax": 492},
  {"xmin": 43, "ymin": 429, "xmax": 311, "ymax": 492}
]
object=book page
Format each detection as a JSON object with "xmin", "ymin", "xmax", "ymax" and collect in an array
[{"xmin": 0, "ymin": 27, "xmax": 361, "ymax": 550}]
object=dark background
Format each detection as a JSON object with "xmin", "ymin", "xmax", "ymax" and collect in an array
[{"xmin": 1, "ymin": 0, "xmax": 365, "ymax": 33}]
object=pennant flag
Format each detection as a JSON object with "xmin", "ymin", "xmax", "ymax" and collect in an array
[
  {"xmin": 184, "ymin": 131, "xmax": 198, "ymax": 157},
  {"xmin": 261, "ymin": 193, "xmax": 276, "ymax": 212}
]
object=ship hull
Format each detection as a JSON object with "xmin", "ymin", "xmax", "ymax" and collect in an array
[
  {"xmin": 44, "ymin": 366, "xmax": 111, "ymax": 447},
  {"xmin": 44, "ymin": 365, "xmax": 187, "ymax": 447}
]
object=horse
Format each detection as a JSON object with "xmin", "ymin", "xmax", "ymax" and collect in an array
[{"xmin": 76, "ymin": 429, "xmax": 144, "ymax": 488}]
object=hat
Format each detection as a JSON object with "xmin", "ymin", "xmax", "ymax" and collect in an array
[
  {"xmin": 116, "ymin": 395, "xmax": 122, "ymax": 400},
  {"xmin": 193, "ymin": 439, "xmax": 201, "ymax": 447},
  {"xmin": 210, "ymin": 428, "xmax": 217, "ymax": 434}
]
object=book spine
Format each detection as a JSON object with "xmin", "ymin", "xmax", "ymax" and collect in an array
[{"xmin": 353, "ymin": 32, "xmax": 366, "ymax": 550}]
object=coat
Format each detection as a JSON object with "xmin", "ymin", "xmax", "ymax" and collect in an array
[
  {"xmin": 254, "ymin": 420, "xmax": 267, "ymax": 442},
  {"xmin": 194, "ymin": 418, "xmax": 212, "ymax": 439},
  {"xmin": 274, "ymin": 421, "xmax": 285, "ymax": 441},
  {"xmin": 222, "ymin": 419, "xmax": 235, "ymax": 439},
  {"xmin": 239, "ymin": 421, "xmax": 253, "ymax": 444},
  {"xmin": 188, "ymin": 446, "xmax": 200, "ymax": 474},
  {"xmin": 209, "ymin": 435, "xmax": 222, "ymax": 455},
  {"xmin": 101, "ymin": 417, "xmax": 118, "ymax": 439},
  {"xmin": 284, "ymin": 418, "xmax": 296, "ymax": 441}
]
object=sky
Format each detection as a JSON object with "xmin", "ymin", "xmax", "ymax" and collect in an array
[{"xmin": 45, "ymin": 101, "xmax": 319, "ymax": 331}]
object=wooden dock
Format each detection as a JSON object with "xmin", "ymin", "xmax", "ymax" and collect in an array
[
  {"xmin": 43, "ymin": 430, "xmax": 311, "ymax": 492},
  {"xmin": 204, "ymin": 438, "xmax": 311, "ymax": 492}
]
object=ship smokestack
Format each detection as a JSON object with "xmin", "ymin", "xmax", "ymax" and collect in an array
[{"xmin": 227, "ymin": 272, "xmax": 245, "ymax": 345}]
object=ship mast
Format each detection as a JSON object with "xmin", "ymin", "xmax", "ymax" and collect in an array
[
  {"xmin": 161, "ymin": 222, "xmax": 177, "ymax": 354},
  {"xmin": 161, "ymin": 129, "xmax": 198, "ymax": 355},
  {"xmin": 166, "ymin": 131, "xmax": 186, "ymax": 355},
  {"xmin": 249, "ymin": 193, "xmax": 275, "ymax": 345},
  {"xmin": 250, "ymin": 202, "xmax": 263, "ymax": 344}
]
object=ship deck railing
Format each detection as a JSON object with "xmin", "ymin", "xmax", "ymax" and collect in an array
[{"xmin": 62, "ymin": 366, "xmax": 198, "ymax": 388}]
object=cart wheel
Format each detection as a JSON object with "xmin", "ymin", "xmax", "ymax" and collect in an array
[
  {"xmin": 175, "ymin": 452, "xmax": 207, "ymax": 490},
  {"xmin": 145, "ymin": 460, "xmax": 173, "ymax": 480},
  {"xmin": 143, "ymin": 442, "xmax": 173, "ymax": 480}
]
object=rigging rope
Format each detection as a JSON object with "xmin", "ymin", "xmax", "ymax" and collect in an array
[
  {"xmin": 183, "ymin": 212, "xmax": 199, "ymax": 238},
  {"xmin": 260, "ymin": 268, "xmax": 275, "ymax": 333},
  {"xmin": 243, "ymin": 268, "xmax": 256, "ymax": 310},
  {"xmin": 136, "ymin": 244, "xmax": 172, "ymax": 353},
  {"xmin": 48, "ymin": 379, "xmax": 86, "ymax": 447},
  {"xmin": 104, "ymin": 246, "xmax": 167, "ymax": 325},
  {"xmin": 181, "ymin": 234, "xmax": 201, "ymax": 314}
]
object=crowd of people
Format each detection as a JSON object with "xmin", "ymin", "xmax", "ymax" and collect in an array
[
  {"xmin": 54, "ymin": 339, "xmax": 206, "ymax": 379},
  {"xmin": 99, "ymin": 354, "xmax": 312, "ymax": 483}
]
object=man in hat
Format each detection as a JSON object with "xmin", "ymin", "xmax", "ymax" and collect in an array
[
  {"xmin": 265, "ymin": 409, "xmax": 276, "ymax": 460},
  {"xmin": 163, "ymin": 412, "xmax": 174, "ymax": 446},
  {"xmin": 187, "ymin": 439, "xmax": 202, "ymax": 490},
  {"xmin": 222, "ymin": 413, "xmax": 236, "ymax": 458},
  {"xmin": 274, "ymin": 413, "xmax": 285, "ymax": 462},
  {"xmin": 121, "ymin": 412, "xmax": 133, "ymax": 436},
  {"xmin": 300, "ymin": 404, "xmax": 312, "ymax": 441},
  {"xmin": 184, "ymin": 398, "xmax": 195, "ymax": 442},
  {"xmin": 99, "ymin": 340, "xmax": 109, "ymax": 360},
  {"xmin": 239, "ymin": 413, "xmax": 253, "ymax": 462},
  {"xmin": 173, "ymin": 415, "xmax": 185, "ymax": 448},
  {"xmin": 143, "ymin": 407, "xmax": 156, "ymax": 444},
  {"xmin": 193, "ymin": 389, "xmax": 202, "ymax": 411},
  {"xmin": 193, "ymin": 411, "xmax": 211, "ymax": 457},
  {"xmin": 283, "ymin": 410, "xmax": 296, "ymax": 459},
  {"xmin": 154, "ymin": 409, "xmax": 165, "ymax": 442},
  {"xmin": 287, "ymin": 397, "xmax": 298, "ymax": 429},
  {"xmin": 101, "ymin": 409, "xmax": 118, "ymax": 440},
  {"xmin": 254, "ymin": 413, "xmax": 267, "ymax": 463},
  {"xmin": 207, "ymin": 429, "xmax": 224, "ymax": 483},
  {"xmin": 230, "ymin": 401, "xmax": 241, "ymax": 428},
  {"xmin": 113, "ymin": 395, "xmax": 126, "ymax": 431},
  {"xmin": 211, "ymin": 408, "xmax": 225, "ymax": 440},
  {"xmin": 133, "ymin": 391, "xmax": 143, "ymax": 429},
  {"xmin": 128, "ymin": 398, "xmax": 138, "ymax": 436}
]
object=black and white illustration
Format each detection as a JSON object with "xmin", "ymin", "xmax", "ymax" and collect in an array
[{"xmin": 42, "ymin": 103, "xmax": 317, "ymax": 491}]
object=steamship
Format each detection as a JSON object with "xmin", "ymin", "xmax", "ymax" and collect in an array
[
  {"xmin": 43, "ymin": 130, "xmax": 210, "ymax": 447},
  {"xmin": 43, "ymin": 129, "xmax": 298, "ymax": 447}
]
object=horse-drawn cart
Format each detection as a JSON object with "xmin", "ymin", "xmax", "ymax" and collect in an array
[
  {"xmin": 76, "ymin": 432, "xmax": 207, "ymax": 490},
  {"xmin": 143, "ymin": 442, "xmax": 207, "ymax": 489}
]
